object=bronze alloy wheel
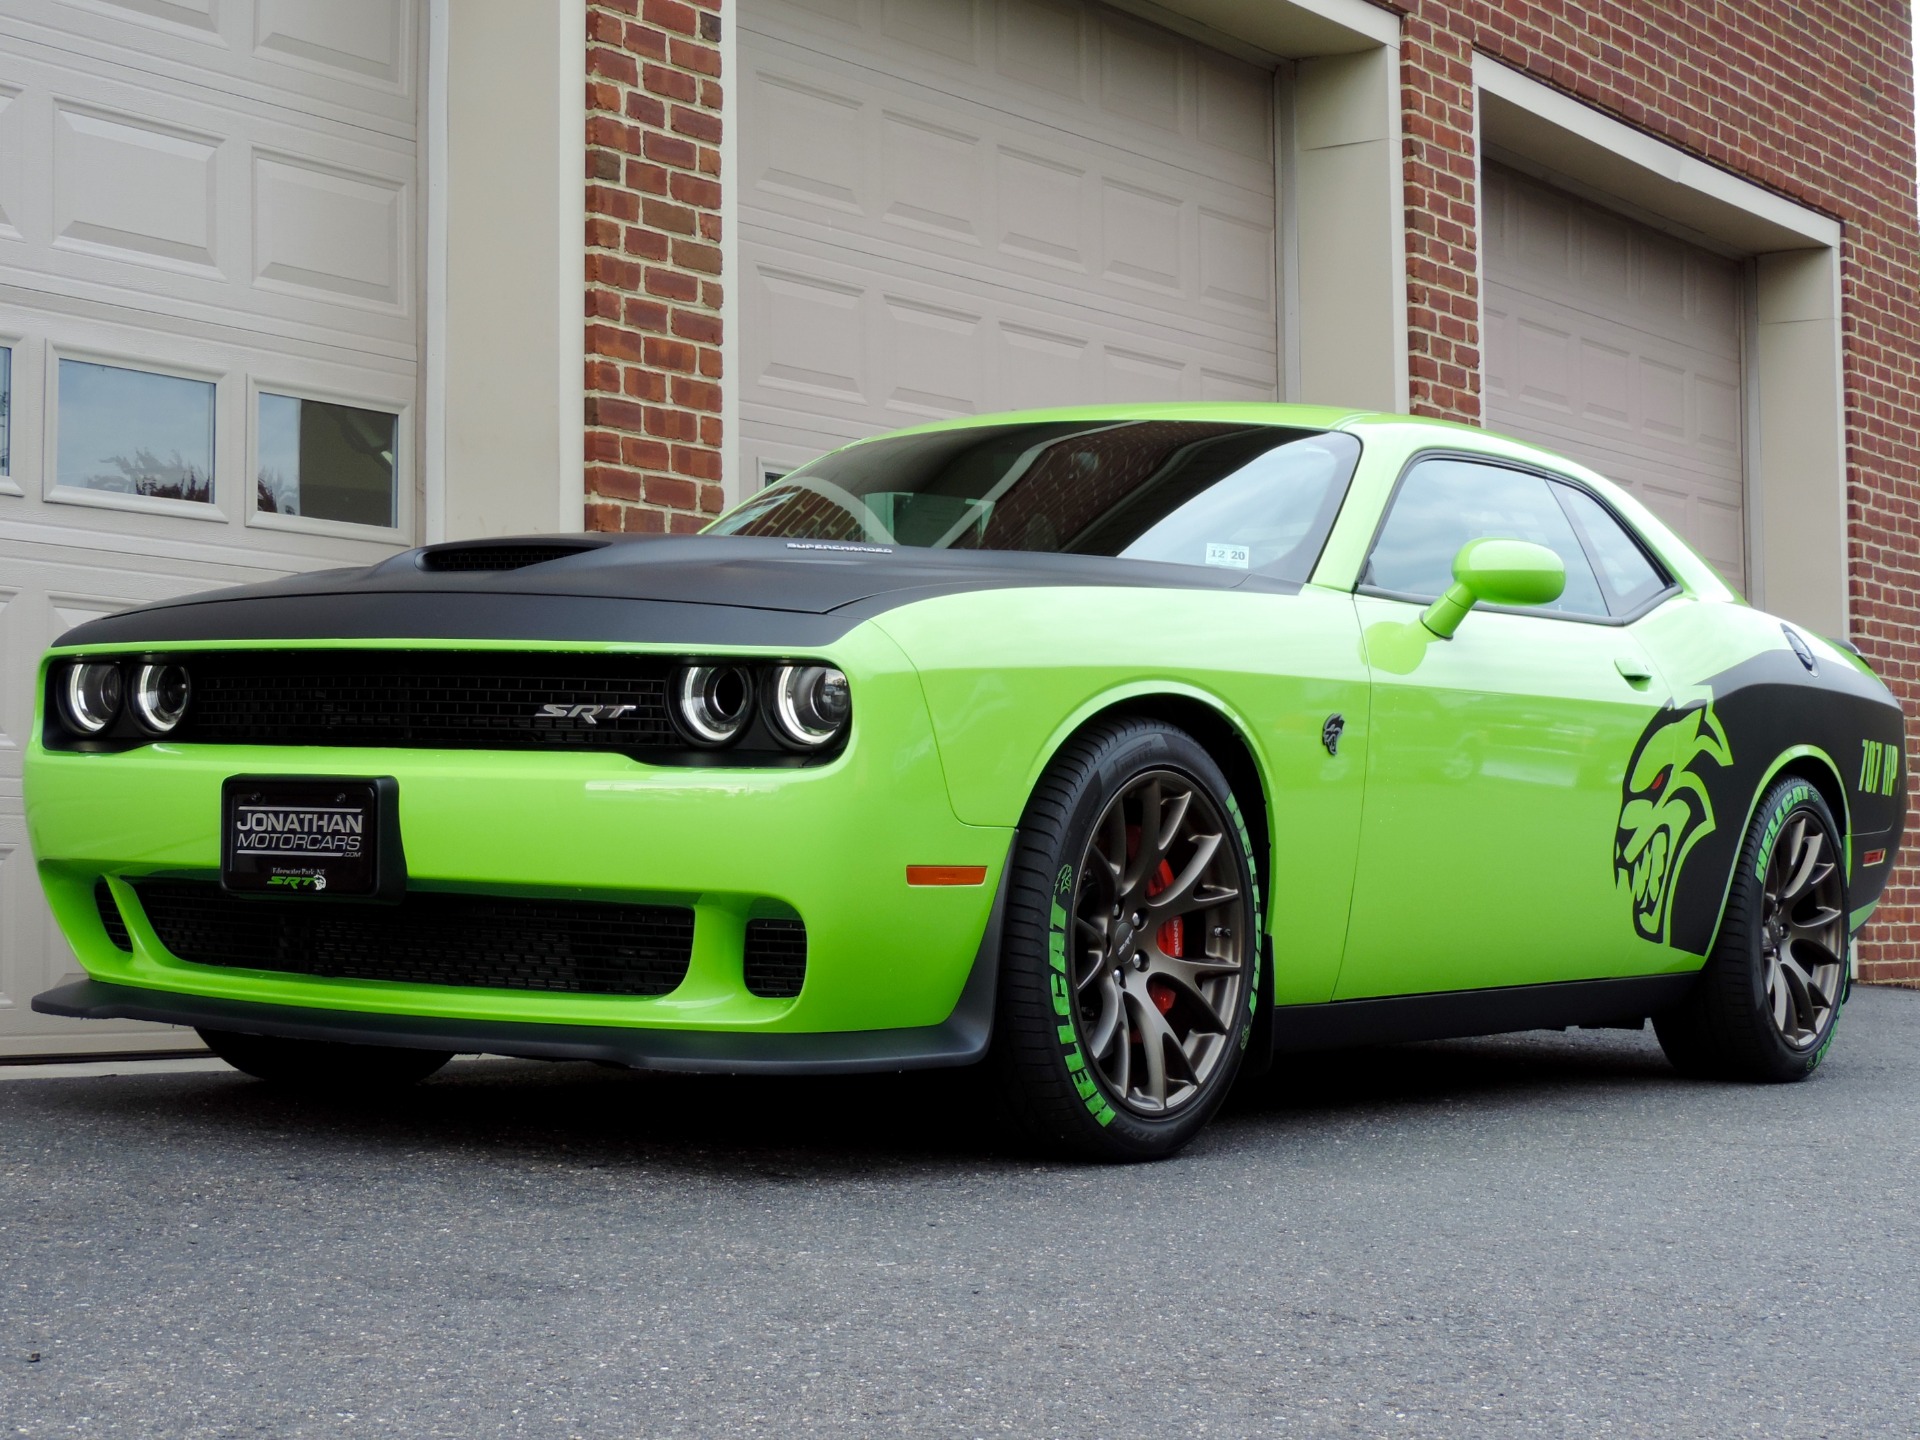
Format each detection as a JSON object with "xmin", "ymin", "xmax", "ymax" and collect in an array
[
  {"xmin": 1653, "ymin": 777, "xmax": 1851, "ymax": 1084},
  {"xmin": 1758, "ymin": 808, "xmax": 1847, "ymax": 1050},
  {"xmin": 1067, "ymin": 769, "xmax": 1250, "ymax": 1116}
]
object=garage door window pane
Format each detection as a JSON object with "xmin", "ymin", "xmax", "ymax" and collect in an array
[
  {"xmin": 1366, "ymin": 459, "xmax": 1609, "ymax": 618},
  {"xmin": 58, "ymin": 359, "xmax": 215, "ymax": 503},
  {"xmin": 257, "ymin": 393, "xmax": 397, "ymax": 528},
  {"xmin": 0, "ymin": 346, "xmax": 10, "ymax": 477}
]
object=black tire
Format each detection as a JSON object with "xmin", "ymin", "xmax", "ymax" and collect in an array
[
  {"xmin": 989, "ymin": 718, "xmax": 1262, "ymax": 1162},
  {"xmin": 198, "ymin": 1028, "xmax": 453, "ymax": 1089},
  {"xmin": 1653, "ymin": 776, "xmax": 1849, "ymax": 1082}
]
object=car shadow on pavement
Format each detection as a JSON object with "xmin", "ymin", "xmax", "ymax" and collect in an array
[
  {"xmin": 1230, "ymin": 1024, "xmax": 1677, "ymax": 1117},
  {"xmin": 27, "ymin": 1023, "xmax": 1684, "ymax": 1174}
]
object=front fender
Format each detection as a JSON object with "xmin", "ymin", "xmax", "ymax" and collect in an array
[{"xmin": 872, "ymin": 583, "xmax": 1371, "ymax": 1006}]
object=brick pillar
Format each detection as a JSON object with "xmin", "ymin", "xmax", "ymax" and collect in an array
[
  {"xmin": 1399, "ymin": 17, "xmax": 1481, "ymax": 425},
  {"xmin": 584, "ymin": 0, "xmax": 726, "ymax": 534}
]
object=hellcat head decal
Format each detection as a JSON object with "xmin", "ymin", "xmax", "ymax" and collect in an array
[{"xmin": 1615, "ymin": 699, "xmax": 1733, "ymax": 945}]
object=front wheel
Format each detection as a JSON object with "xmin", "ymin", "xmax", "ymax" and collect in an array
[
  {"xmin": 1654, "ymin": 776, "xmax": 1849, "ymax": 1082},
  {"xmin": 989, "ymin": 719, "xmax": 1262, "ymax": 1161},
  {"xmin": 198, "ymin": 1029, "xmax": 454, "ymax": 1089}
]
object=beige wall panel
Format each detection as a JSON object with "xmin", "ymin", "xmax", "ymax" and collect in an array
[
  {"xmin": 436, "ymin": 0, "xmax": 584, "ymax": 538},
  {"xmin": 1291, "ymin": 46, "xmax": 1406, "ymax": 414},
  {"xmin": 1753, "ymin": 247, "xmax": 1847, "ymax": 639}
]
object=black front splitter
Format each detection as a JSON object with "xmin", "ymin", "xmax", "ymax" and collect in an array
[{"xmin": 32, "ymin": 966, "xmax": 994, "ymax": 1077}]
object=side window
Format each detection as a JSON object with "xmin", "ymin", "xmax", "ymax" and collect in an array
[
  {"xmin": 1553, "ymin": 483, "xmax": 1670, "ymax": 616},
  {"xmin": 1365, "ymin": 458, "xmax": 1608, "ymax": 618}
]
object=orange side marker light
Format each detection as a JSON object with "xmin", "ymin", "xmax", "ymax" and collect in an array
[{"xmin": 906, "ymin": 865, "xmax": 988, "ymax": 887}]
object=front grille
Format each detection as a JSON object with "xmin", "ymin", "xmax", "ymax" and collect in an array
[
  {"xmin": 170, "ymin": 651, "xmax": 677, "ymax": 752},
  {"xmin": 134, "ymin": 881, "xmax": 694, "ymax": 997},
  {"xmin": 95, "ymin": 880, "xmax": 132, "ymax": 950},
  {"xmin": 743, "ymin": 918, "xmax": 807, "ymax": 998},
  {"xmin": 419, "ymin": 543, "xmax": 598, "ymax": 572}
]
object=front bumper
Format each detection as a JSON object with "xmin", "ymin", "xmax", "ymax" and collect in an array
[
  {"xmin": 33, "ymin": 876, "xmax": 1002, "ymax": 1071},
  {"xmin": 26, "ymin": 638, "xmax": 1012, "ymax": 1048}
]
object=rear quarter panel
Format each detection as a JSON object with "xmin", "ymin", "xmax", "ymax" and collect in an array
[{"xmin": 1630, "ymin": 597, "xmax": 1907, "ymax": 949}]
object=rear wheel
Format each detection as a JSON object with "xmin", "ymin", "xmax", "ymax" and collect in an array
[
  {"xmin": 198, "ymin": 1029, "xmax": 453, "ymax": 1089},
  {"xmin": 1654, "ymin": 777, "xmax": 1849, "ymax": 1082},
  {"xmin": 990, "ymin": 719, "xmax": 1261, "ymax": 1161}
]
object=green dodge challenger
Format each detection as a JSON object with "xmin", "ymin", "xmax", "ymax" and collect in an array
[{"xmin": 26, "ymin": 405, "xmax": 1907, "ymax": 1160}]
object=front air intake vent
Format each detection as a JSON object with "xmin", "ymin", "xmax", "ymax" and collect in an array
[
  {"xmin": 95, "ymin": 880, "xmax": 132, "ymax": 951},
  {"xmin": 133, "ymin": 881, "xmax": 695, "ymax": 997},
  {"xmin": 418, "ymin": 543, "xmax": 598, "ymax": 572},
  {"xmin": 743, "ymin": 918, "xmax": 807, "ymax": 998}
]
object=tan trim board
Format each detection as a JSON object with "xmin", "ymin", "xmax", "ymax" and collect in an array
[
  {"xmin": 1474, "ymin": 55, "xmax": 1840, "ymax": 254},
  {"xmin": 1142, "ymin": 0, "xmax": 1400, "ymax": 56}
]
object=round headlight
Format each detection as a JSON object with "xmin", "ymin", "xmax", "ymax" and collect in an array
[
  {"xmin": 768, "ymin": 665, "xmax": 850, "ymax": 750},
  {"xmin": 131, "ymin": 663, "xmax": 191, "ymax": 733},
  {"xmin": 60, "ymin": 662, "xmax": 124, "ymax": 735},
  {"xmin": 673, "ymin": 664, "xmax": 755, "ymax": 746}
]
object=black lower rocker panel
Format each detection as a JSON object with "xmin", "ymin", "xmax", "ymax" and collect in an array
[{"xmin": 1270, "ymin": 973, "xmax": 1702, "ymax": 1052}]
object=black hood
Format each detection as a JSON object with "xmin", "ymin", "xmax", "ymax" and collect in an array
[{"xmin": 54, "ymin": 535, "xmax": 1290, "ymax": 649}]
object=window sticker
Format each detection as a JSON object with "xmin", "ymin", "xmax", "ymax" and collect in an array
[{"xmin": 1204, "ymin": 542, "xmax": 1251, "ymax": 569}]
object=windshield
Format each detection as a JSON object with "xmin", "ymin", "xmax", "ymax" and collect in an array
[{"xmin": 706, "ymin": 420, "xmax": 1362, "ymax": 582}]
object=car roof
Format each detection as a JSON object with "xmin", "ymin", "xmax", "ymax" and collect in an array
[
  {"xmin": 865, "ymin": 402, "xmax": 1629, "ymax": 492},
  {"xmin": 870, "ymin": 402, "xmax": 1593, "ymax": 465}
]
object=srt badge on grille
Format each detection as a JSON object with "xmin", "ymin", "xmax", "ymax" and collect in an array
[{"xmin": 537, "ymin": 703, "xmax": 639, "ymax": 724}]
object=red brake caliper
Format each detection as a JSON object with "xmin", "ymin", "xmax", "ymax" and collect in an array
[{"xmin": 1146, "ymin": 859, "xmax": 1180, "ymax": 1015}]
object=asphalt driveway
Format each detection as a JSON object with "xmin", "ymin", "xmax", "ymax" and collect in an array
[{"xmin": 4, "ymin": 986, "xmax": 1918, "ymax": 1438}]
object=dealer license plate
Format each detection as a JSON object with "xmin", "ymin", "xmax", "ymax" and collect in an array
[{"xmin": 221, "ymin": 779, "xmax": 382, "ymax": 897}]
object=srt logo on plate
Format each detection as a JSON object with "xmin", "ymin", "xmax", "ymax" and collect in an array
[{"xmin": 536, "ymin": 703, "xmax": 638, "ymax": 724}]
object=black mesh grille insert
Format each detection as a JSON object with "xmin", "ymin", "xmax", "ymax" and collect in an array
[
  {"xmin": 95, "ymin": 880, "xmax": 132, "ymax": 951},
  {"xmin": 743, "ymin": 918, "xmax": 807, "ymax": 998},
  {"xmin": 170, "ymin": 651, "xmax": 677, "ymax": 752},
  {"xmin": 133, "ymin": 881, "xmax": 694, "ymax": 997},
  {"xmin": 419, "ymin": 544, "xmax": 597, "ymax": 572}
]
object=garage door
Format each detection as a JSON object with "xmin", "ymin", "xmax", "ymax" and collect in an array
[
  {"xmin": 1483, "ymin": 163, "xmax": 1747, "ymax": 591},
  {"xmin": 0, "ymin": 0, "xmax": 421, "ymax": 1055},
  {"xmin": 739, "ymin": 0, "xmax": 1279, "ymax": 485}
]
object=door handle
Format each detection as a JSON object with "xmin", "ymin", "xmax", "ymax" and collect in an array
[{"xmin": 1614, "ymin": 655, "xmax": 1654, "ymax": 684}]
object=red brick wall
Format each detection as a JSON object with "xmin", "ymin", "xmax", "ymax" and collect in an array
[
  {"xmin": 582, "ymin": 2, "xmax": 1920, "ymax": 980},
  {"xmin": 584, "ymin": 0, "xmax": 726, "ymax": 535}
]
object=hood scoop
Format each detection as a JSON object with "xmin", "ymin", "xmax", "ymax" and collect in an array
[{"xmin": 417, "ymin": 541, "xmax": 606, "ymax": 573}]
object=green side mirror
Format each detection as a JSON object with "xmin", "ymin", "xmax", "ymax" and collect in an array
[{"xmin": 1419, "ymin": 538, "xmax": 1566, "ymax": 639}]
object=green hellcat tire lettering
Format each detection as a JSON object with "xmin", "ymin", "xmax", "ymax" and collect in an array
[
  {"xmin": 1049, "ymin": 863, "xmax": 1115, "ymax": 1127},
  {"xmin": 1225, "ymin": 792, "xmax": 1263, "ymax": 1048},
  {"xmin": 1755, "ymin": 781, "xmax": 1815, "ymax": 880}
]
